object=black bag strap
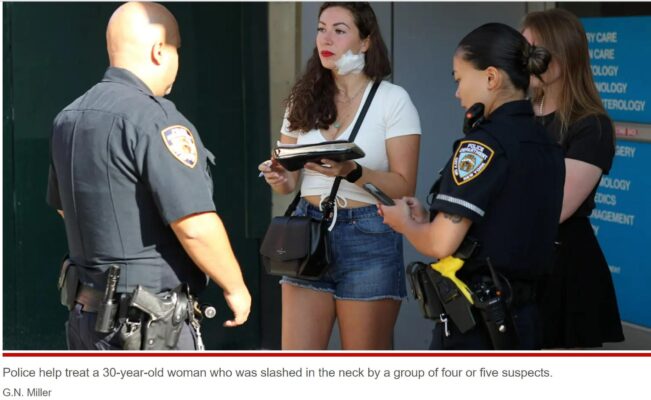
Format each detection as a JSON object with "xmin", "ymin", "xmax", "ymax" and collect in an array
[
  {"xmin": 284, "ymin": 80, "xmax": 381, "ymax": 218},
  {"xmin": 283, "ymin": 190, "xmax": 303, "ymax": 217}
]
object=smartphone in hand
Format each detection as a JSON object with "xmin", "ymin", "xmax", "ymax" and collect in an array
[{"xmin": 363, "ymin": 183, "xmax": 395, "ymax": 206}]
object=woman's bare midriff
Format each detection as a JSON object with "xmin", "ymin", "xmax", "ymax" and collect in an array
[{"xmin": 303, "ymin": 195, "xmax": 373, "ymax": 209}]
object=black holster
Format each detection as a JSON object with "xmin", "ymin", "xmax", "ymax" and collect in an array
[
  {"xmin": 57, "ymin": 256, "xmax": 79, "ymax": 310},
  {"xmin": 406, "ymin": 235, "xmax": 524, "ymax": 349},
  {"xmin": 407, "ymin": 262, "xmax": 476, "ymax": 333},
  {"xmin": 406, "ymin": 262, "xmax": 445, "ymax": 321},
  {"xmin": 406, "ymin": 238, "xmax": 480, "ymax": 331},
  {"xmin": 118, "ymin": 284, "xmax": 194, "ymax": 350}
]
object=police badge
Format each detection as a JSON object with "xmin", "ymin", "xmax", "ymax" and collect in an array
[
  {"xmin": 452, "ymin": 140, "xmax": 494, "ymax": 185},
  {"xmin": 161, "ymin": 125, "xmax": 198, "ymax": 168}
]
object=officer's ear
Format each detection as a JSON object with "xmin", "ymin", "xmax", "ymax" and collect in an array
[
  {"xmin": 485, "ymin": 66, "xmax": 501, "ymax": 91},
  {"xmin": 151, "ymin": 42, "xmax": 164, "ymax": 66}
]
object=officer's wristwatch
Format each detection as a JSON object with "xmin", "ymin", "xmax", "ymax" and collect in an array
[{"xmin": 343, "ymin": 162, "xmax": 363, "ymax": 183}]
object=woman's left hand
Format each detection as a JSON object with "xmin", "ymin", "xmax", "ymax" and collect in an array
[
  {"xmin": 304, "ymin": 159, "xmax": 356, "ymax": 178},
  {"xmin": 379, "ymin": 198, "xmax": 412, "ymax": 234}
]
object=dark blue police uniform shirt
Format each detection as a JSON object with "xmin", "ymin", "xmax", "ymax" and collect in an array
[
  {"xmin": 429, "ymin": 100, "xmax": 565, "ymax": 280},
  {"xmin": 47, "ymin": 67, "xmax": 216, "ymax": 294}
]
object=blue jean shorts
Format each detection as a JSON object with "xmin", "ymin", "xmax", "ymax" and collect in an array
[{"xmin": 280, "ymin": 199, "xmax": 407, "ymax": 300}]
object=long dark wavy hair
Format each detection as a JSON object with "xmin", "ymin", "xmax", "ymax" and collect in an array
[{"xmin": 285, "ymin": 2, "xmax": 391, "ymax": 132}]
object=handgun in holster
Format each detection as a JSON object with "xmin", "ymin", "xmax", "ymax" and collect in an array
[
  {"xmin": 407, "ymin": 238, "xmax": 479, "ymax": 333},
  {"xmin": 118, "ymin": 284, "xmax": 193, "ymax": 350},
  {"xmin": 406, "ymin": 262, "xmax": 445, "ymax": 321}
]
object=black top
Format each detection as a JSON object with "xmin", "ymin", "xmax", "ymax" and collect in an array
[
  {"xmin": 429, "ymin": 100, "xmax": 565, "ymax": 280},
  {"xmin": 536, "ymin": 112, "xmax": 615, "ymax": 218},
  {"xmin": 47, "ymin": 67, "xmax": 216, "ymax": 294}
]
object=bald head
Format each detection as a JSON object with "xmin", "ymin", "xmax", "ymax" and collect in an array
[{"xmin": 106, "ymin": 2, "xmax": 181, "ymax": 96}]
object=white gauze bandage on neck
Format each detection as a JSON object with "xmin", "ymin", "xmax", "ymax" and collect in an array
[{"xmin": 335, "ymin": 50, "xmax": 365, "ymax": 75}]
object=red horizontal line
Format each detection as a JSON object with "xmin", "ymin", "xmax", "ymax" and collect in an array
[{"xmin": 3, "ymin": 352, "xmax": 651, "ymax": 358}]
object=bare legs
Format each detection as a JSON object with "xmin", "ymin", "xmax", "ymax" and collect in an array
[{"xmin": 281, "ymin": 284, "xmax": 401, "ymax": 350}]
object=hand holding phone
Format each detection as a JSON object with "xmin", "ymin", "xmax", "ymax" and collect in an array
[{"xmin": 363, "ymin": 183, "xmax": 395, "ymax": 206}]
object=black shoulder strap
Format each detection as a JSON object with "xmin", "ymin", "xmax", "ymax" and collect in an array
[
  {"xmin": 284, "ymin": 80, "xmax": 381, "ymax": 217},
  {"xmin": 349, "ymin": 79, "xmax": 381, "ymax": 143}
]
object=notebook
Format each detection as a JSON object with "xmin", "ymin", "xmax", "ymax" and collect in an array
[{"xmin": 273, "ymin": 140, "xmax": 365, "ymax": 171}]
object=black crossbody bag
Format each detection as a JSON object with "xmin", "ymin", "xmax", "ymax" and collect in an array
[{"xmin": 260, "ymin": 80, "xmax": 380, "ymax": 280}]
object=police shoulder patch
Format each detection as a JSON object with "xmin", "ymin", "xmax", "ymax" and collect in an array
[
  {"xmin": 452, "ymin": 140, "xmax": 494, "ymax": 185},
  {"xmin": 160, "ymin": 125, "xmax": 198, "ymax": 168}
]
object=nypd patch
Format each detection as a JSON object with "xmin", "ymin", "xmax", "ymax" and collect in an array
[
  {"xmin": 161, "ymin": 125, "xmax": 198, "ymax": 168},
  {"xmin": 452, "ymin": 140, "xmax": 494, "ymax": 185}
]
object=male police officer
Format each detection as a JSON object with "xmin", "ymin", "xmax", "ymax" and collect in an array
[{"xmin": 47, "ymin": 2, "xmax": 251, "ymax": 350}]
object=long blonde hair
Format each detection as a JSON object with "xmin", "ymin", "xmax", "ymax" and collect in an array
[{"xmin": 522, "ymin": 8, "xmax": 610, "ymax": 142}]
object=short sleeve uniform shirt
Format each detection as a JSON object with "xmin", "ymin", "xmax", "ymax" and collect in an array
[
  {"xmin": 429, "ymin": 101, "xmax": 565, "ymax": 280},
  {"xmin": 47, "ymin": 67, "xmax": 216, "ymax": 293}
]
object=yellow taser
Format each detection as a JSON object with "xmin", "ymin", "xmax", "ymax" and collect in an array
[{"xmin": 430, "ymin": 256, "xmax": 474, "ymax": 304}]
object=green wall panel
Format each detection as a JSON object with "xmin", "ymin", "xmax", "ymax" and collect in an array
[
  {"xmin": 3, "ymin": 2, "xmax": 17, "ymax": 349},
  {"xmin": 3, "ymin": 2, "xmax": 270, "ymax": 350}
]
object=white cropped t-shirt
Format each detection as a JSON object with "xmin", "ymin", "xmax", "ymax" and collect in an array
[{"xmin": 280, "ymin": 80, "xmax": 421, "ymax": 204}]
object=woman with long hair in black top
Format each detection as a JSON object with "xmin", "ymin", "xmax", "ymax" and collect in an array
[{"xmin": 522, "ymin": 8, "xmax": 624, "ymax": 348}]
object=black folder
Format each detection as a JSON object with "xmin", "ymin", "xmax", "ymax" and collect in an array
[{"xmin": 273, "ymin": 140, "xmax": 365, "ymax": 171}]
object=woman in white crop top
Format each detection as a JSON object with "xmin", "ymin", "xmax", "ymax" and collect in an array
[{"xmin": 259, "ymin": 2, "xmax": 421, "ymax": 350}]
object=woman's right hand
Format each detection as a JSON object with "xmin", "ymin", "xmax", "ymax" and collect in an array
[
  {"xmin": 379, "ymin": 198, "xmax": 412, "ymax": 234},
  {"xmin": 404, "ymin": 196, "xmax": 429, "ymax": 223},
  {"xmin": 258, "ymin": 159, "xmax": 288, "ymax": 186}
]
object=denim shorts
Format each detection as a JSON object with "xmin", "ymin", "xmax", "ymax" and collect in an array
[{"xmin": 280, "ymin": 199, "xmax": 406, "ymax": 300}]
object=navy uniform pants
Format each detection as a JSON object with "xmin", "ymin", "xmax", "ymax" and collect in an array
[
  {"xmin": 429, "ymin": 303, "xmax": 542, "ymax": 350},
  {"xmin": 66, "ymin": 303, "xmax": 198, "ymax": 350}
]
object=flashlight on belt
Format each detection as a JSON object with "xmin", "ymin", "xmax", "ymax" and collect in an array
[
  {"xmin": 95, "ymin": 265, "xmax": 120, "ymax": 333},
  {"xmin": 192, "ymin": 302, "xmax": 216, "ymax": 319}
]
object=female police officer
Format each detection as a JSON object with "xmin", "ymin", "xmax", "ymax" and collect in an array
[{"xmin": 381, "ymin": 23, "xmax": 564, "ymax": 350}]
